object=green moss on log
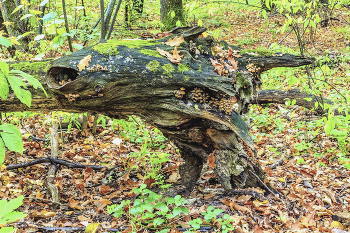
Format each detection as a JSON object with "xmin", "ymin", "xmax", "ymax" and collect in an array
[
  {"xmin": 162, "ymin": 64, "xmax": 175, "ymax": 77},
  {"xmin": 10, "ymin": 61, "xmax": 51, "ymax": 77},
  {"xmin": 146, "ymin": 60, "xmax": 160, "ymax": 72},
  {"xmin": 177, "ymin": 63, "xmax": 190, "ymax": 73},
  {"xmin": 239, "ymin": 48, "xmax": 274, "ymax": 56},
  {"xmin": 140, "ymin": 49, "xmax": 163, "ymax": 58}
]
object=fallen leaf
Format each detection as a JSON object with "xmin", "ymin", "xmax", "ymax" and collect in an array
[
  {"xmin": 210, "ymin": 58, "xmax": 225, "ymax": 76},
  {"xmin": 164, "ymin": 35, "xmax": 184, "ymax": 47},
  {"xmin": 68, "ymin": 198, "xmax": 84, "ymax": 210},
  {"xmin": 171, "ymin": 46, "xmax": 183, "ymax": 61},
  {"xmin": 85, "ymin": 223, "xmax": 100, "ymax": 233},
  {"xmin": 227, "ymin": 57, "xmax": 239, "ymax": 70},
  {"xmin": 166, "ymin": 171, "xmax": 180, "ymax": 183},
  {"xmin": 99, "ymin": 185, "xmax": 113, "ymax": 195},
  {"xmin": 77, "ymin": 55, "xmax": 92, "ymax": 71},
  {"xmin": 207, "ymin": 151, "xmax": 216, "ymax": 169},
  {"xmin": 96, "ymin": 199, "xmax": 112, "ymax": 211},
  {"xmin": 156, "ymin": 47, "xmax": 181, "ymax": 64}
]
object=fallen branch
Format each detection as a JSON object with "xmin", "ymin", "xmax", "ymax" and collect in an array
[
  {"xmin": 254, "ymin": 89, "xmax": 335, "ymax": 115},
  {"xmin": 6, "ymin": 157, "xmax": 106, "ymax": 170}
]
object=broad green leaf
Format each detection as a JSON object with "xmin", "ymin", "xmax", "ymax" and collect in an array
[
  {"xmin": 52, "ymin": 35, "xmax": 66, "ymax": 48},
  {"xmin": 11, "ymin": 5, "xmax": 24, "ymax": 15},
  {"xmin": 0, "ymin": 226, "xmax": 16, "ymax": 233},
  {"xmin": 0, "ymin": 138, "xmax": 5, "ymax": 166},
  {"xmin": 9, "ymin": 70, "xmax": 47, "ymax": 96},
  {"xmin": 153, "ymin": 218, "xmax": 164, "ymax": 227},
  {"xmin": 0, "ymin": 62, "xmax": 10, "ymax": 76},
  {"xmin": 0, "ymin": 124, "xmax": 23, "ymax": 154},
  {"xmin": 170, "ymin": 10, "xmax": 175, "ymax": 18},
  {"xmin": 198, "ymin": 19, "xmax": 203, "ymax": 27},
  {"xmin": 30, "ymin": 10, "xmax": 44, "ymax": 15},
  {"xmin": 0, "ymin": 73, "xmax": 9, "ymax": 100},
  {"xmin": 43, "ymin": 12, "xmax": 57, "ymax": 22},
  {"xmin": 0, "ymin": 196, "xmax": 25, "ymax": 220},
  {"xmin": 6, "ymin": 75, "xmax": 31, "ymax": 107},
  {"xmin": 72, "ymin": 43, "xmax": 83, "ymax": 50},
  {"xmin": 262, "ymin": 10, "xmax": 267, "ymax": 19},
  {"xmin": 0, "ymin": 211, "xmax": 27, "ymax": 225},
  {"xmin": 20, "ymin": 14, "xmax": 33, "ymax": 21},
  {"xmin": 0, "ymin": 37, "xmax": 11, "ymax": 48},
  {"xmin": 288, "ymin": 76, "xmax": 298, "ymax": 86}
]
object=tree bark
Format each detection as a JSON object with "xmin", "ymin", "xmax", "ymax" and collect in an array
[
  {"xmin": 2, "ymin": 27, "xmax": 314, "ymax": 193},
  {"xmin": 161, "ymin": 0, "xmax": 186, "ymax": 31}
]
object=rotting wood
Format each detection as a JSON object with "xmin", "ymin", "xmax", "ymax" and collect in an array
[{"xmin": 1, "ymin": 26, "xmax": 315, "ymax": 194}]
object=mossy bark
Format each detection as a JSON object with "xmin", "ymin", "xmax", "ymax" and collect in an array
[
  {"xmin": 1, "ymin": 27, "xmax": 315, "ymax": 194},
  {"xmin": 160, "ymin": 0, "xmax": 186, "ymax": 31}
]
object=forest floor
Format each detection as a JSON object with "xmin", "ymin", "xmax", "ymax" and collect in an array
[{"xmin": 1, "ymin": 3, "xmax": 350, "ymax": 233}]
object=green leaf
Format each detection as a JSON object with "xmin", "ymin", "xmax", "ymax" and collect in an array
[
  {"xmin": 6, "ymin": 75, "xmax": 32, "ymax": 107},
  {"xmin": 9, "ymin": 70, "xmax": 47, "ymax": 97},
  {"xmin": 52, "ymin": 35, "xmax": 66, "ymax": 48},
  {"xmin": 198, "ymin": 19, "xmax": 203, "ymax": 27},
  {"xmin": 0, "ymin": 196, "xmax": 26, "ymax": 221},
  {"xmin": 142, "ymin": 203, "xmax": 153, "ymax": 212},
  {"xmin": 11, "ymin": 5, "xmax": 24, "ymax": 15},
  {"xmin": 31, "ymin": 10, "xmax": 44, "ymax": 15},
  {"xmin": 0, "ymin": 226, "xmax": 16, "ymax": 233},
  {"xmin": 288, "ymin": 76, "xmax": 298, "ymax": 87},
  {"xmin": 0, "ymin": 37, "xmax": 12, "ymax": 48},
  {"xmin": 72, "ymin": 43, "xmax": 83, "ymax": 50},
  {"xmin": 20, "ymin": 14, "xmax": 33, "ymax": 21},
  {"xmin": 0, "ymin": 62, "xmax": 10, "ymax": 76},
  {"xmin": 170, "ymin": 11, "xmax": 175, "ymax": 18},
  {"xmin": 153, "ymin": 218, "xmax": 164, "ymax": 227},
  {"xmin": 43, "ymin": 12, "xmax": 57, "ymax": 22},
  {"xmin": 0, "ymin": 73, "xmax": 9, "ymax": 100},
  {"xmin": 0, "ymin": 138, "xmax": 5, "ymax": 166},
  {"xmin": 0, "ymin": 124, "xmax": 23, "ymax": 154},
  {"xmin": 262, "ymin": 10, "xmax": 267, "ymax": 19}
]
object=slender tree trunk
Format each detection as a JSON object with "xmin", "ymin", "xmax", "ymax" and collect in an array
[{"xmin": 62, "ymin": 0, "xmax": 73, "ymax": 52}]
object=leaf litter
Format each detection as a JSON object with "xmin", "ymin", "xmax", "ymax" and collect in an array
[{"xmin": 1, "ymin": 6, "xmax": 350, "ymax": 233}]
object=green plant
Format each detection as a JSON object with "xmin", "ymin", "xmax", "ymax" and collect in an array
[
  {"xmin": 107, "ymin": 184, "xmax": 189, "ymax": 232},
  {"xmin": 0, "ymin": 195, "xmax": 27, "ymax": 233},
  {"xmin": 0, "ymin": 62, "xmax": 46, "ymax": 165}
]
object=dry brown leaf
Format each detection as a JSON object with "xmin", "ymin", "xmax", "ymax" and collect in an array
[
  {"xmin": 164, "ymin": 35, "xmax": 184, "ymax": 46},
  {"xmin": 166, "ymin": 171, "xmax": 180, "ymax": 183},
  {"xmin": 156, "ymin": 47, "xmax": 181, "ymax": 64},
  {"xmin": 77, "ymin": 55, "xmax": 92, "ymax": 71},
  {"xmin": 227, "ymin": 57, "xmax": 239, "ymax": 70},
  {"xmin": 300, "ymin": 212, "xmax": 316, "ymax": 227},
  {"xmin": 99, "ymin": 185, "xmax": 113, "ymax": 195},
  {"xmin": 96, "ymin": 199, "xmax": 112, "ymax": 210},
  {"xmin": 207, "ymin": 150, "xmax": 216, "ymax": 169},
  {"xmin": 210, "ymin": 58, "xmax": 225, "ymax": 76},
  {"xmin": 145, "ymin": 177, "xmax": 156, "ymax": 188},
  {"xmin": 171, "ymin": 46, "xmax": 183, "ymax": 61},
  {"xmin": 68, "ymin": 198, "xmax": 84, "ymax": 210}
]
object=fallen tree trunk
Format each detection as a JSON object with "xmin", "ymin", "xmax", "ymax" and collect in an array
[{"xmin": 1, "ymin": 27, "xmax": 315, "ymax": 193}]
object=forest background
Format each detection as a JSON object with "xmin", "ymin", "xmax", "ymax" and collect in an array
[{"xmin": 0, "ymin": 0, "xmax": 350, "ymax": 232}]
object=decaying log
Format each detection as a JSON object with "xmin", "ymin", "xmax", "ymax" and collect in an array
[
  {"xmin": 253, "ymin": 89, "xmax": 334, "ymax": 115},
  {"xmin": 1, "ymin": 26, "xmax": 315, "ymax": 194}
]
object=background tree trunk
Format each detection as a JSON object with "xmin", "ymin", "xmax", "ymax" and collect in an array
[{"xmin": 160, "ymin": 0, "xmax": 186, "ymax": 31}]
